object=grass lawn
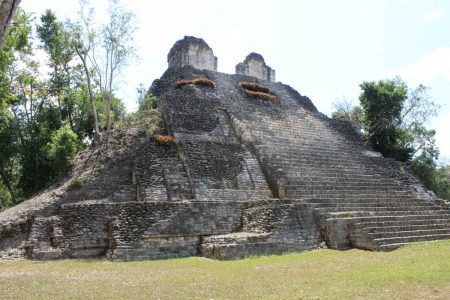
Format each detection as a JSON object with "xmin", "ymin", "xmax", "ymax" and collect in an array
[{"xmin": 1, "ymin": 240, "xmax": 449, "ymax": 300}]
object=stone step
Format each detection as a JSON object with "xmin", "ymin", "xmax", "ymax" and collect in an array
[
  {"xmin": 283, "ymin": 174, "xmax": 384, "ymax": 180},
  {"xmin": 374, "ymin": 234, "xmax": 450, "ymax": 245},
  {"xmin": 354, "ymin": 218, "xmax": 450, "ymax": 228},
  {"xmin": 369, "ymin": 228, "xmax": 450, "ymax": 239},
  {"xmin": 195, "ymin": 189, "xmax": 272, "ymax": 201},
  {"xmin": 268, "ymin": 165, "xmax": 403, "ymax": 177},
  {"xmin": 314, "ymin": 205, "xmax": 441, "ymax": 213},
  {"xmin": 378, "ymin": 240, "xmax": 449, "ymax": 251},
  {"xmin": 326, "ymin": 210, "xmax": 450, "ymax": 218},
  {"xmin": 285, "ymin": 185, "xmax": 405, "ymax": 192},
  {"xmin": 301, "ymin": 195, "xmax": 418, "ymax": 201},
  {"xmin": 288, "ymin": 191, "xmax": 411, "ymax": 198},
  {"xmin": 285, "ymin": 179, "xmax": 402, "ymax": 186},
  {"xmin": 285, "ymin": 177, "xmax": 393, "ymax": 184},
  {"xmin": 348, "ymin": 214, "xmax": 450, "ymax": 223},
  {"xmin": 310, "ymin": 201, "xmax": 437, "ymax": 208},
  {"xmin": 363, "ymin": 223, "xmax": 450, "ymax": 233}
]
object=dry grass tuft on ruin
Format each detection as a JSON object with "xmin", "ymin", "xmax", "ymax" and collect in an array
[
  {"xmin": 175, "ymin": 77, "xmax": 216, "ymax": 89},
  {"xmin": 244, "ymin": 89, "xmax": 277, "ymax": 102},
  {"xmin": 152, "ymin": 134, "xmax": 176, "ymax": 144},
  {"xmin": 239, "ymin": 82, "xmax": 270, "ymax": 93}
]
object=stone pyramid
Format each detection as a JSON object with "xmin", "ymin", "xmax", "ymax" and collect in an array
[{"xmin": 1, "ymin": 36, "xmax": 449, "ymax": 261}]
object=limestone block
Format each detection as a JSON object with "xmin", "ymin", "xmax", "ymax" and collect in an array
[
  {"xmin": 168, "ymin": 36, "xmax": 218, "ymax": 71},
  {"xmin": 235, "ymin": 53, "xmax": 276, "ymax": 82}
]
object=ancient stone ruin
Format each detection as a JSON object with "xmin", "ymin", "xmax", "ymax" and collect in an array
[
  {"xmin": 0, "ymin": 36, "xmax": 449, "ymax": 261},
  {"xmin": 236, "ymin": 52, "xmax": 276, "ymax": 82},
  {"xmin": 168, "ymin": 36, "xmax": 218, "ymax": 71}
]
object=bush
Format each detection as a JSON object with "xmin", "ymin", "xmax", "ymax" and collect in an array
[
  {"xmin": 138, "ymin": 93, "xmax": 156, "ymax": 111},
  {"xmin": 239, "ymin": 82, "xmax": 270, "ymax": 93},
  {"xmin": 68, "ymin": 178, "xmax": 83, "ymax": 191},
  {"xmin": 152, "ymin": 134, "xmax": 176, "ymax": 144},
  {"xmin": 244, "ymin": 90, "xmax": 277, "ymax": 101},
  {"xmin": 175, "ymin": 77, "xmax": 216, "ymax": 89},
  {"xmin": 47, "ymin": 125, "xmax": 79, "ymax": 174}
]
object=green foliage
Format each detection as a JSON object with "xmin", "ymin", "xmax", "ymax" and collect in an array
[
  {"xmin": 0, "ymin": 4, "xmax": 136, "ymax": 208},
  {"xmin": 125, "ymin": 88, "xmax": 161, "ymax": 137},
  {"xmin": 0, "ymin": 8, "xmax": 32, "ymax": 110},
  {"xmin": 139, "ymin": 94, "xmax": 156, "ymax": 112},
  {"xmin": 411, "ymin": 155, "xmax": 437, "ymax": 190},
  {"xmin": 433, "ymin": 166, "xmax": 450, "ymax": 200},
  {"xmin": 68, "ymin": 177, "xmax": 83, "ymax": 191},
  {"xmin": 359, "ymin": 79, "xmax": 444, "ymax": 194},
  {"xmin": 137, "ymin": 83, "xmax": 156, "ymax": 111},
  {"xmin": 359, "ymin": 78, "xmax": 413, "ymax": 161},
  {"xmin": 37, "ymin": 10, "xmax": 74, "ymax": 68},
  {"xmin": 125, "ymin": 107, "xmax": 161, "ymax": 137},
  {"xmin": 0, "ymin": 9, "xmax": 34, "ymax": 206},
  {"xmin": 47, "ymin": 125, "xmax": 78, "ymax": 174},
  {"xmin": 94, "ymin": 93, "xmax": 126, "ymax": 129},
  {"xmin": 331, "ymin": 98, "xmax": 364, "ymax": 132},
  {"xmin": 331, "ymin": 78, "xmax": 448, "ymax": 198},
  {"xmin": 332, "ymin": 78, "xmax": 450, "ymax": 199}
]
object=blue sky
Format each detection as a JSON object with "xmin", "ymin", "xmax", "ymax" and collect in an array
[{"xmin": 21, "ymin": 0, "xmax": 450, "ymax": 162}]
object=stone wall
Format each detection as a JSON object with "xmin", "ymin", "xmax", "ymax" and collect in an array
[
  {"xmin": 168, "ymin": 36, "xmax": 218, "ymax": 71},
  {"xmin": 235, "ymin": 53, "xmax": 276, "ymax": 82},
  {"xmin": 28, "ymin": 200, "xmax": 249, "ymax": 260}
]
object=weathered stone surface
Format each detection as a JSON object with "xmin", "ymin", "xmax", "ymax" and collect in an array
[
  {"xmin": 236, "ymin": 53, "xmax": 276, "ymax": 82},
  {"xmin": 168, "ymin": 36, "xmax": 218, "ymax": 71},
  {"xmin": 0, "ymin": 36, "xmax": 449, "ymax": 262}
]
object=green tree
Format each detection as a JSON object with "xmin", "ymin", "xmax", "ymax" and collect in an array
[
  {"xmin": 433, "ymin": 165, "xmax": 450, "ymax": 200},
  {"xmin": 47, "ymin": 125, "xmax": 78, "ymax": 174},
  {"xmin": 137, "ymin": 83, "xmax": 156, "ymax": 111},
  {"xmin": 359, "ymin": 78, "xmax": 412, "ymax": 162},
  {"xmin": 0, "ymin": 0, "xmax": 22, "ymax": 46},
  {"xmin": 37, "ymin": 9, "xmax": 75, "ymax": 126},
  {"xmin": 0, "ymin": 8, "xmax": 32, "ymax": 111},
  {"xmin": 331, "ymin": 97, "xmax": 364, "ymax": 132},
  {"xmin": 86, "ymin": 0, "xmax": 137, "ymax": 139},
  {"xmin": 69, "ymin": 3, "xmax": 101, "ymax": 141},
  {"xmin": 332, "ymin": 78, "xmax": 443, "ymax": 196},
  {"xmin": 0, "ymin": 8, "xmax": 33, "ymax": 206},
  {"xmin": 0, "ymin": 110, "xmax": 19, "ymax": 206}
]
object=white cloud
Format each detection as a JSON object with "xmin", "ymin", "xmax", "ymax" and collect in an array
[
  {"xmin": 423, "ymin": 0, "xmax": 446, "ymax": 22},
  {"xmin": 431, "ymin": 112, "xmax": 450, "ymax": 163},
  {"xmin": 393, "ymin": 47, "xmax": 450, "ymax": 83},
  {"xmin": 424, "ymin": 6, "xmax": 446, "ymax": 22},
  {"xmin": 351, "ymin": 4, "xmax": 370, "ymax": 19}
]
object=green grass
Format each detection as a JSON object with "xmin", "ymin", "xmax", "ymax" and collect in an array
[{"xmin": 1, "ymin": 240, "xmax": 449, "ymax": 299}]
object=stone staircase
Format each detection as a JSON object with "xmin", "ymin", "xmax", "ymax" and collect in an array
[
  {"xmin": 134, "ymin": 141, "xmax": 193, "ymax": 201},
  {"xmin": 209, "ymin": 71, "xmax": 450, "ymax": 251}
]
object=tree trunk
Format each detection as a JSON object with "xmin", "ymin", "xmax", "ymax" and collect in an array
[
  {"xmin": 75, "ymin": 47, "xmax": 101, "ymax": 143},
  {"xmin": 0, "ymin": 0, "xmax": 22, "ymax": 47},
  {"xmin": 104, "ymin": 92, "xmax": 112, "ymax": 140},
  {"xmin": 57, "ymin": 93, "xmax": 63, "ymax": 125}
]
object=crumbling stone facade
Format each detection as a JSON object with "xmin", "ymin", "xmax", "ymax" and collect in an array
[
  {"xmin": 0, "ymin": 36, "xmax": 449, "ymax": 262},
  {"xmin": 236, "ymin": 53, "xmax": 276, "ymax": 82},
  {"xmin": 168, "ymin": 36, "xmax": 218, "ymax": 71}
]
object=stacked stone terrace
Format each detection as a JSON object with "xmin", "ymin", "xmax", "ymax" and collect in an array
[{"xmin": 0, "ymin": 36, "xmax": 448, "ymax": 261}]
